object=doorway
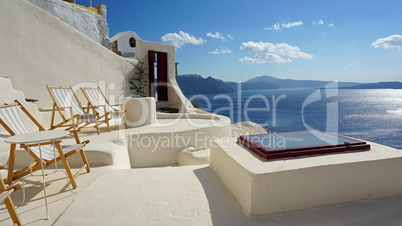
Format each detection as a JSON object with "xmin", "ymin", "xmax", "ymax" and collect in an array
[{"xmin": 148, "ymin": 50, "xmax": 168, "ymax": 102}]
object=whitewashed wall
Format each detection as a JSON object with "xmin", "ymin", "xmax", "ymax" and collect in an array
[
  {"xmin": 26, "ymin": 0, "xmax": 111, "ymax": 48},
  {"xmin": 0, "ymin": 0, "xmax": 136, "ymax": 108}
]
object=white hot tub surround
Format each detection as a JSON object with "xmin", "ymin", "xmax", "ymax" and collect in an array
[
  {"xmin": 127, "ymin": 113, "xmax": 231, "ymax": 168},
  {"xmin": 210, "ymin": 138, "xmax": 402, "ymax": 215}
]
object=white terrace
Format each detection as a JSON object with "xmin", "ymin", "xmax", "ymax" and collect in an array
[
  {"xmin": 0, "ymin": 82, "xmax": 402, "ymax": 225},
  {"xmin": 1, "ymin": 0, "xmax": 402, "ymax": 225}
]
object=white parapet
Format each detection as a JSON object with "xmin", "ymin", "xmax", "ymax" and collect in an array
[
  {"xmin": 127, "ymin": 113, "xmax": 231, "ymax": 168},
  {"xmin": 210, "ymin": 138, "xmax": 402, "ymax": 215}
]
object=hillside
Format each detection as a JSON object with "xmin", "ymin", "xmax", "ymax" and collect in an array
[
  {"xmin": 225, "ymin": 81, "xmax": 277, "ymax": 90},
  {"xmin": 244, "ymin": 75, "xmax": 361, "ymax": 88},
  {"xmin": 177, "ymin": 74, "xmax": 373, "ymax": 95},
  {"xmin": 177, "ymin": 74, "xmax": 234, "ymax": 95},
  {"xmin": 341, "ymin": 81, "xmax": 402, "ymax": 89}
]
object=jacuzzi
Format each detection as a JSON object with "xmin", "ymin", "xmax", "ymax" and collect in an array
[{"xmin": 237, "ymin": 130, "xmax": 370, "ymax": 160}]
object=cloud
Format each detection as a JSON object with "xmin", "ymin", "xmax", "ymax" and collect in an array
[
  {"xmin": 239, "ymin": 41, "xmax": 313, "ymax": 64},
  {"xmin": 161, "ymin": 31, "xmax": 206, "ymax": 48},
  {"xmin": 227, "ymin": 34, "xmax": 234, "ymax": 40},
  {"xmin": 207, "ymin": 32, "xmax": 225, "ymax": 40},
  {"xmin": 264, "ymin": 20, "xmax": 303, "ymax": 30},
  {"xmin": 371, "ymin": 35, "xmax": 402, "ymax": 50},
  {"xmin": 282, "ymin": 21, "xmax": 303, "ymax": 29},
  {"xmin": 239, "ymin": 55, "xmax": 290, "ymax": 63},
  {"xmin": 313, "ymin": 19, "xmax": 324, "ymax": 25},
  {"xmin": 209, "ymin": 47, "xmax": 232, "ymax": 55},
  {"xmin": 266, "ymin": 23, "xmax": 279, "ymax": 31},
  {"xmin": 348, "ymin": 62, "xmax": 357, "ymax": 66},
  {"xmin": 313, "ymin": 20, "xmax": 335, "ymax": 27},
  {"xmin": 209, "ymin": 50, "xmax": 221, "ymax": 55}
]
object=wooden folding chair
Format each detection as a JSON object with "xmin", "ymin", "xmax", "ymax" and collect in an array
[
  {"xmin": 0, "ymin": 100, "xmax": 90, "ymax": 189},
  {"xmin": 81, "ymin": 87, "xmax": 127, "ymax": 132},
  {"xmin": 0, "ymin": 166, "xmax": 22, "ymax": 226},
  {"xmin": 46, "ymin": 85, "xmax": 100, "ymax": 139}
]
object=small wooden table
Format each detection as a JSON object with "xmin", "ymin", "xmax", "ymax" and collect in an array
[{"xmin": 5, "ymin": 130, "xmax": 69, "ymax": 219}]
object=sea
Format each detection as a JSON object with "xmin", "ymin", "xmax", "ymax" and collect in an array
[{"xmin": 185, "ymin": 88, "xmax": 402, "ymax": 150}]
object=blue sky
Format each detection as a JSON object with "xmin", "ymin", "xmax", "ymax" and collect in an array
[{"xmin": 76, "ymin": 0, "xmax": 402, "ymax": 83}]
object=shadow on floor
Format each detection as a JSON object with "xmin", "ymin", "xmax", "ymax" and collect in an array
[
  {"xmin": 194, "ymin": 166, "xmax": 402, "ymax": 225},
  {"xmin": 193, "ymin": 167, "xmax": 249, "ymax": 225}
]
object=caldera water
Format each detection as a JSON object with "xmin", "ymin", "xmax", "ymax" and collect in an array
[{"xmin": 186, "ymin": 88, "xmax": 402, "ymax": 149}]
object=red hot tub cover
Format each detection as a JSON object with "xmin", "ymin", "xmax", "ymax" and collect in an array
[{"xmin": 237, "ymin": 130, "xmax": 371, "ymax": 160}]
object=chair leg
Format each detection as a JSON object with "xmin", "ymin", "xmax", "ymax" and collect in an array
[
  {"xmin": 95, "ymin": 120, "xmax": 100, "ymax": 134},
  {"xmin": 55, "ymin": 142, "xmax": 77, "ymax": 189},
  {"xmin": 79, "ymin": 149, "xmax": 91, "ymax": 173},
  {"xmin": 61, "ymin": 156, "xmax": 77, "ymax": 189},
  {"xmin": 123, "ymin": 116, "xmax": 128, "ymax": 129},
  {"xmin": 105, "ymin": 115, "xmax": 110, "ymax": 132},
  {"xmin": 50, "ymin": 103, "xmax": 56, "ymax": 130},
  {"xmin": 71, "ymin": 115, "xmax": 80, "ymax": 140},
  {"xmin": 3, "ymin": 194, "xmax": 22, "ymax": 225},
  {"xmin": 6, "ymin": 144, "xmax": 16, "ymax": 185},
  {"xmin": 72, "ymin": 131, "xmax": 81, "ymax": 144},
  {"xmin": 0, "ymin": 177, "xmax": 22, "ymax": 226}
]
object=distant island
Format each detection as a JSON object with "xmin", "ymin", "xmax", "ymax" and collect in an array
[
  {"xmin": 177, "ymin": 74, "xmax": 234, "ymax": 95},
  {"xmin": 225, "ymin": 81, "xmax": 278, "ymax": 91},
  {"xmin": 341, "ymin": 82, "xmax": 402, "ymax": 89},
  {"xmin": 177, "ymin": 74, "xmax": 402, "ymax": 95},
  {"xmin": 177, "ymin": 74, "xmax": 278, "ymax": 95},
  {"xmin": 240, "ymin": 75, "xmax": 360, "ymax": 89}
]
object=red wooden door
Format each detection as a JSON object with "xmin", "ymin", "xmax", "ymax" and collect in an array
[
  {"xmin": 148, "ymin": 50, "xmax": 155, "ymax": 98},
  {"xmin": 148, "ymin": 50, "xmax": 168, "ymax": 101},
  {"xmin": 157, "ymin": 52, "xmax": 168, "ymax": 101}
]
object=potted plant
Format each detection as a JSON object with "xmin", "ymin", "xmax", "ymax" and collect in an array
[{"xmin": 129, "ymin": 60, "xmax": 148, "ymax": 97}]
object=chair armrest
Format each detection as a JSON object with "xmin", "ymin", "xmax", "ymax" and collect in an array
[
  {"xmin": 21, "ymin": 140, "xmax": 62, "ymax": 149},
  {"xmin": 58, "ymin": 107, "xmax": 73, "ymax": 118},
  {"xmin": 83, "ymin": 140, "xmax": 90, "ymax": 145},
  {"xmin": 0, "ymin": 183, "xmax": 21, "ymax": 204},
  {"xmin": 0, "ymin": 189, "xmax": 14, "ymax": 203},
  {"xmin": 110, "ymin": 104, "xmax": 124, "ymax": 111},
  {"xmin": 82, "ymin": 106, "xmax": 92, "ymax": 114},
  {"xmin": 1, "ymin": 183, "xmax": 22, "ymax": 193},
  {"xmin": 59, "ymin": 107, "xmax": 74, "ymax": 119},
  {"xmin": 57, "ymin": 106, "xmax": 72, "ymax": 111},
  {"xmin": 82, "ymin": 106, "xmax": 98, "ymax": 115},
  {"xmin": 96, "ymin": 105, "xmax": 107, "ymax": 109},
  {"xmin": 0, "ymin": 184, "xmax": 22, "ymax": 204}
]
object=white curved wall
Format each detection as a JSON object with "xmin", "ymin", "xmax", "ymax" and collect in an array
[
  {"xmin": 0, "ymin": 0, "xmax": 136, "ymax": 108},
  {"xmin": 128, "ymin": 113, "xmax": 231, "ymax": 167}
]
